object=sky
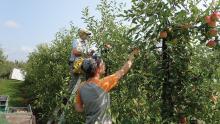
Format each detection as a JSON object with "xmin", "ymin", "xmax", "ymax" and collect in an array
[
  {"xmin": 0, "ymin": 0, "xmax": 214, "ymax": 62},
  {"xmin": 0, "ymin": 0, "xmax": 130, "ymax": 61}
]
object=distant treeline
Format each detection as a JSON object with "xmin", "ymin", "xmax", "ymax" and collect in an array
[{"xmin": 0, "ymin": 48, "xmax": 26, "ymax": 79}]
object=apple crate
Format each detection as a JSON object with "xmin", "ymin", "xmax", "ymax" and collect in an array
[{"xmin": 7, "ymin": 104, "xmax": 32, "ymax": 114}]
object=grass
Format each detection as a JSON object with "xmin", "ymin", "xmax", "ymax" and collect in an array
[
  {"xmin": 0, "ymin": 114, "xmax": 9, "ymax": 124},
  {"xmin": 0, "ymin": 79, "xmax": 27, "ymax": 107}
]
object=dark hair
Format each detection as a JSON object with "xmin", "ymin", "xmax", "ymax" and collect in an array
[{"xmin": 81, "ymin": 56, "xmax": 103, "ymax": 79}]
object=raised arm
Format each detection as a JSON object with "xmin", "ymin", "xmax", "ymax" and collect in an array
[
  {"xmin": 115, "ymin": 49, "xmax": 139, "ymax": 79},
  {"xmin": 99, "ymin": 49, "xmax": 139, "ymax": 92}
]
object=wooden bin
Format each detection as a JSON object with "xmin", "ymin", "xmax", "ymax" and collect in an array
[{"xmin": 5, "ymin": 105, "xmax": 36, "ymax": 124}]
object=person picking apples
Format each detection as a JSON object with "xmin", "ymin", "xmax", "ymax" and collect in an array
[
  {"xmin": 69, "ymin": 28, "xmax": 97, "ymax": 91},
  {"xmin": 74, "ymin": 48, "xmax": 139, "ymax": 124}
]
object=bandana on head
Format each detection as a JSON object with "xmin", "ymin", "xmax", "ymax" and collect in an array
[{"xmin": 81, "ymin": 55, "xmax": 103, "ymax": 74}]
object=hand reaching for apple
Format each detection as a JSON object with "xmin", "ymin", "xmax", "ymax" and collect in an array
[
  {"xmin": 128, "ymin": 48, "xmax": 140, "ymax": 60},
  {"xmin": 132, "ymin": 48, "xmax": 140, "ymax": 56}
]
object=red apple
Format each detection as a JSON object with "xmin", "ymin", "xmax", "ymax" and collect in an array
[
  {"xmin": 208, "ymin": 21, "xmax": 217, "ymax": 27},
  {"xmin": 211, "ymin": 11, "xmax": 220, "ymax": 21},
  {"xmin": 160, "ymin": 31, "xmax": 167, "ymax": 38},
  {"xmin": 205, "ymin": 16, "xmax": 211, "ymax": 23},
  {"xmin": 205, "ymin": 15, "xmax": 217, "ymax": 27},
  {"xmin": 206, "ymin": 40, "xmax": 217, "ymax": 47},
  {"xmin": 208, "ymin": 29, "xmax": 218, "ymax": 36}
]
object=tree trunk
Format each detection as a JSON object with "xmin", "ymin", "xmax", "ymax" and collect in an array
[{"xmin": 161, "ymin": 39, "xmax": 174, "ymax": 122}]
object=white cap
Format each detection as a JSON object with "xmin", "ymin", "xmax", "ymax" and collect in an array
[{"xmin": 78, "ymin": 28, "xmax": 91, "ymax": 35}]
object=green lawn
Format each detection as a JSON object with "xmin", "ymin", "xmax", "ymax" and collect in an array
[
  {"xmin": 0, "ymin": 79, "xmax": 27, "ymax": 107},
  {"xmin": 0, "ymin": 114, "xmax": 9, "ymax": 124}
]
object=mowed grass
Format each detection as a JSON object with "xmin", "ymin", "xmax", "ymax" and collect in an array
[
  {"xmin": 0, "ymin": 79, "xmax": 27, "ymax": 107},
  {"xmin": 0, "ymin": 114, "xmax": 9, "ymax": 124}
]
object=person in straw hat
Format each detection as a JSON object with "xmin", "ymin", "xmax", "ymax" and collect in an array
[{"xmin": 69, "ymin": 28, "xmax": 96, "ymax": 91}]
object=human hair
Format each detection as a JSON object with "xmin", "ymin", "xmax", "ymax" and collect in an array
[{"xmin": 81, "ymin": 56, "xmax": 103, "ymax": 79}]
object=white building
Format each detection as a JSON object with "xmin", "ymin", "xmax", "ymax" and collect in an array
[{"xmin": 10, "ymin": 68, "xmax": 25, "ymax": 81}]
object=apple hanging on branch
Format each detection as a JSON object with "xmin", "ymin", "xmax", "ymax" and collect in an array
[
  {"xmin": 211, "ymin": 11, "xmax": 220, "ymax": 21},
  {"xmin": 205, "ymin": 16, "xmax": 212, "ymax": 23},
  {"xmin": 208, "ymin": 28, "xmax": 218, "ymax": 36},
  {"xmin": 206, "ymin": 40, "xmax": 217, "ymax": 48},
  {"xmin": 205, "ymin": 11, "xmax": 220, "ymax": 27},
  {"xmin": 205, "ymin": 15, "xmax": 216, "ymax": 27},
  {"xmin": 208, "ymin": 21, "xmax": 217, "ymax": 27},
  {"xmin": 159, "ymin": 31, "xmax": 168, "ymax": 38}
]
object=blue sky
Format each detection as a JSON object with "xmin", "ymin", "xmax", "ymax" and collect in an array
[
  {"xmin": 0, "ymin": 0, "xmax": 130, "ymax": 61},
  {"xmin": 0, "ymin": 0, "xmax": 213, "ymax": 61}
]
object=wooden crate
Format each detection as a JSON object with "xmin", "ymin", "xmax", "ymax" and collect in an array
[{"xmin": 5, "ymin": 105, "xmax": 36, "ymax": 124}]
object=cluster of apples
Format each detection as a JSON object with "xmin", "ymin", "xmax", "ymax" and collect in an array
[
  {"xmin": 205, "ymin": 11, "xmax": 220, "ymax": 48},
  {"xmin": 159, "ymin": 11, "xmax": 219, "ymax": 48}
]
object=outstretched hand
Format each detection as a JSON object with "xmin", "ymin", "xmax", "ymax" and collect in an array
[
  {"xmin": 128, "ymin": 48, "xmax": 140, "ymax": 60},
  {"xmin": 131, "ymin": 48, "xmax": 140, "ymax": 56}
]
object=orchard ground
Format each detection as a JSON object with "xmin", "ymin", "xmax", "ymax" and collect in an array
[{"xmin": 0, "ymin": 79, "xmax": 28, "ymax": 107}]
